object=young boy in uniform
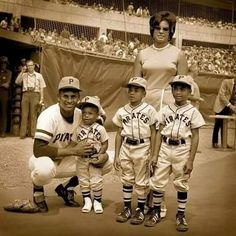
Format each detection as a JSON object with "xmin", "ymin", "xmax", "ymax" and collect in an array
[
  {"xmin": 70, "ymin": 96, "xmax": 109, "ymax": 214},
  {"xmin": 112, "ymin": 77, "xmax": 157, "ymax": 225},
  {"xmin": 144, "ymin": 75, "xmax": 205, "ymax": 231}
]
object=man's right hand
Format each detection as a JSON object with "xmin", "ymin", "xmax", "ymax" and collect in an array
[{"xmin": 72, "ymin": 140, "xmax": 94, "ymax": 156}]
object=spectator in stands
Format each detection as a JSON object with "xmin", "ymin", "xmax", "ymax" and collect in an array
[
  {"xmin": 98, "ymin": 32, "xmax": 108, "ymax": 44},
  {"xmin": 10, "ymin": 16, "xmax": 20, "ymax": 32},
  {"xmin": 15, "ymin": 59, "xmax": 46, "ymax": 139},
  {"xmin": 136, "ymin": 6, "xmax": 143, "ymax": 17},
  {"xmin": 212, "ymin": 77, "xmax": 236, "ymax": 148},
  {"xmin": 143, "ymin": 7, "xmax": 150, "ymax": 17},
  {"xmin": 0, "ymin": 17, "xmax": 8, "ymax": 29},
  {"xmin": 127, "ymin": 2, "xmax": 134, "ymax": 16},
  {"xmin": 107, "ymin": 30, "xmax": 113, "ymax": 42},
  {"xmin": 0, "ymin": 56, "xmax": 12, "ymax": 137},
  {"xmin": 60, "ymin": 25, "xmax": 70, "ymax": 45}
]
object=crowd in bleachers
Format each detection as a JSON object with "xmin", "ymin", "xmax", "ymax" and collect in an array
[
  {"xmin": 182, "ymin": 45, "xmax": 236, "ymax": 75},
  {"xmin": 177, "ymin": 16, "xmax": 236, "ymax": 30},
  {"xmin": 11, "ymin": 25, "xmax": 236, "ymax": 75},
  {"xmin": 27, "ymin": 26, "xmax": 147, "ymax": 61},
  {"xmin": 1, "ymin": 6, "xmax": 236, "ymax": 75},
  {"xmin": 44, "ymin": 0, "xmax": 236, "ymax": 30}
]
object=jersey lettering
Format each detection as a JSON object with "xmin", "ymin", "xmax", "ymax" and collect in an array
[
  {"xmin": 53, "ymin": 133, "xmax": 73, "ymax": 143},
  {"xmin": 165, "ymin": 114, "xmax": 191, "ymax": 127},
  {"xmin": 77, "ymin": 127, "xmax": 102, "ymax": 141},
  {"xmin": 122, "ymin": 112, "xmax": 150, "ymax": 125}
]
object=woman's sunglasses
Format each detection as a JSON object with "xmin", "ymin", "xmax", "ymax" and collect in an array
[{"xmin": 155, "ymin": 26, "xmax": 169, "ymax": 32}]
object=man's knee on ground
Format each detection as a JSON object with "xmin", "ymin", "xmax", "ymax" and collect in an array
[{"xmin": 29, "ymin": 155, "xmax": 56, "ymax": 186}]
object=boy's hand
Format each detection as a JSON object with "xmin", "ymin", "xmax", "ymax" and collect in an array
[
  {"xmin": 149, "ymin": 160, "xmax": 157, "ymax": 176},
  {"xmin": 73, "ymin": 140, "xmax": 94, "ymax": 156},
  {"xmin": 183, "ymin": 160, "xmax": 193, "ymax": 174},
  {"xmin": 113, "ymin": 156, "xmax": 121, "ymax": 171},
  {"xmin": 90, "ymin": 153, "xmax": 108, "ymax": 164}
]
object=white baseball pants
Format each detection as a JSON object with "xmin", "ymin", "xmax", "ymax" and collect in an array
[
  {"xmin": 29, "ymin": 155, "xmax": 112, "ymax": 186},
  {"xmin": 149, "ymin": 141, "xmax": 191, "ymax": 193}
]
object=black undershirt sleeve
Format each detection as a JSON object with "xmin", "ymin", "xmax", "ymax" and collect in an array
[{"xmin": 33, "ymin": 138, "xmax": 58, "ymax": 158}]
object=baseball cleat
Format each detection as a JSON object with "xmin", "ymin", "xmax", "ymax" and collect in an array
[
  {"xmin": 176, "ymin": 212, "xmax": 188, "ymax": 232},
  {"xmin": 130, "ymin": 208, "xmax": 145, "ymax": 225},
  {"xmin": 4, "ymin": 199, "xmax": 41, "ymax": 213},
  {"xmin": 116, "ymin": 207, "xmax": 132, "ymax": 223},
  {"xmin": 33, "ymin": 197, "xmax": 48, "ymax": 213},
  {"xmin": 144, "ymin": 209, "xmax": 161, "ymax": 227},
  {"xmin": 55, "ymin": 184, "xmax": 80, "ymax": 207},
  {"xmin": 160, "ymin": 207, "xmax": 167, "ymax": 218}
]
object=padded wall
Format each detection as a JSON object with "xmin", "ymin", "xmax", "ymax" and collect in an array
[{"xmin": 41, "ymin": 45, "xmax": 233, "ymax": 131}]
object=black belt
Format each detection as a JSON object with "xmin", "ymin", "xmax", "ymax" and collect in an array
[
  {"xmin": 27, "ymin": 87, "xmax": 35, "ymax": 91},
  {"xmin": 124, "ymin": 137, "xmax": 144, "ymax": 146},
  {"xmin": 162, "ymin": 136, "xmax": 186, "ymax": 146}
]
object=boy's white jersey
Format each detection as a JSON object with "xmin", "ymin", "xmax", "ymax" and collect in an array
[
  {"xmin": 35, "ymin": 104, "xmax": 82, "ymax": 148},
  {"xmin": 72, "ymin": 123, "xmax": 108, "ymax": 143},
  {"xmin": 112, "ymin": 102, "xmax": 157, "ymax": 139},
  {"xmin": 157, "ymin": 103, "xmax": 205, "ymax": 139},
  {"xmin": 71, "ymin": 122, "xmax": 109, "ymax": 152}
]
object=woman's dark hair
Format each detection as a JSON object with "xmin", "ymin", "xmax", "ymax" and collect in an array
[{"xmin": 149, "ymin": 11, "xmax": 176, "ymax": 40}]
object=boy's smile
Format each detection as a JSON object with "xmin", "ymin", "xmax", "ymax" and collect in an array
[{"xmin": 172, "ymin": 85, "xmax": 191, "ymax": 106}]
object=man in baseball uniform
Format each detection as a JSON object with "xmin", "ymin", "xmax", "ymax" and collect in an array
[
  {"xmin": 113, "ymin": 77, "xmax": 157, "ymax": 225},
  {"xmin": 144, "ymin": 75, "xmax": 205, "ymax": 231},
  {"xmin": 29, "ymin": 76, "xmax": 111, "ymax": 212}
]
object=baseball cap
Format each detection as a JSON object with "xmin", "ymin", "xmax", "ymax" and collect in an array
[
  {"xmin": 128, "ymin": 77, "xmax": 147, "ymax": 90},
  {"xmin": 169, "ymin": 75, "xmax": 193, "ymax": 88},
  {"xmin": 58, "ymin": 76, "xmax": 82, "ymax": 91},
  {"xmin": 80, "ymin": 96, "xmax": 101, "ymax": 111}
]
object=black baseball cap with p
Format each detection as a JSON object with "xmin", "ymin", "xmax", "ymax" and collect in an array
[{"xmin": 58, "ymin": 76, "xmax": 82, "ymax": 91}]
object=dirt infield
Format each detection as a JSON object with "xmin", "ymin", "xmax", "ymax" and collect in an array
[{"xmin": 0, "ymin": 127, "xmax": 236, "ymax": 236}]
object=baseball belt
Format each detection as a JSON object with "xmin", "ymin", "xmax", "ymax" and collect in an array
[
  {"xmin": 124, "ymin": 137, "xmax": 145, "ymax": 145},
  {"xmin": 162, "ymin": 136, "xmax": 186, "ymax": 146}
]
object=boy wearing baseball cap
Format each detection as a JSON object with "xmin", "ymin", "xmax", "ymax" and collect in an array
[
  {"xmin": 69, "ymin": 96, "xmax": 110, "ymax": 214},
  {"xmin": 145, "ymin": 75, "xmax": 205, "ymax": 231},
  {"xmin": 113, "ymin": 77, "xmax": 157, "ymax": 225}
]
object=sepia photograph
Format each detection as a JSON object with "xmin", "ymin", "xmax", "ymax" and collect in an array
[{"xmin": 0, "ymin": 0, "xmax": 236, "ymax": 235}]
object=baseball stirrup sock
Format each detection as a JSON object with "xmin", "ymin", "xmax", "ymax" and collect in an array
[
  {"xmin": 33, "ymin": 185, "xmax": 45, "ymax": 202},
  {"xmin": 152, "ymin": 191, "xmax": 163, "ymax": 211},
  {"xmin": 93, "ymin": 188, "xmax": 102, "ymax": 203},
  {"xmin": 82, "ymin": 190, "xmax": 91, "ymax": 199},
  {"xmin": 123, "ymin": 185, "xmax": 133, "ymax": 208},
  {"xmin": 137, "ymin": 197, "xmax": 146, "ymax": 211},
  {"xmin": 177, "ymin": 191, "xmax": 187, "ymax": 213}
]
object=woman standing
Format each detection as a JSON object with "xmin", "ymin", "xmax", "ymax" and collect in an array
[{"xmin": 134, "ymin": 11, "xmax": 188, "ymax": 111}]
